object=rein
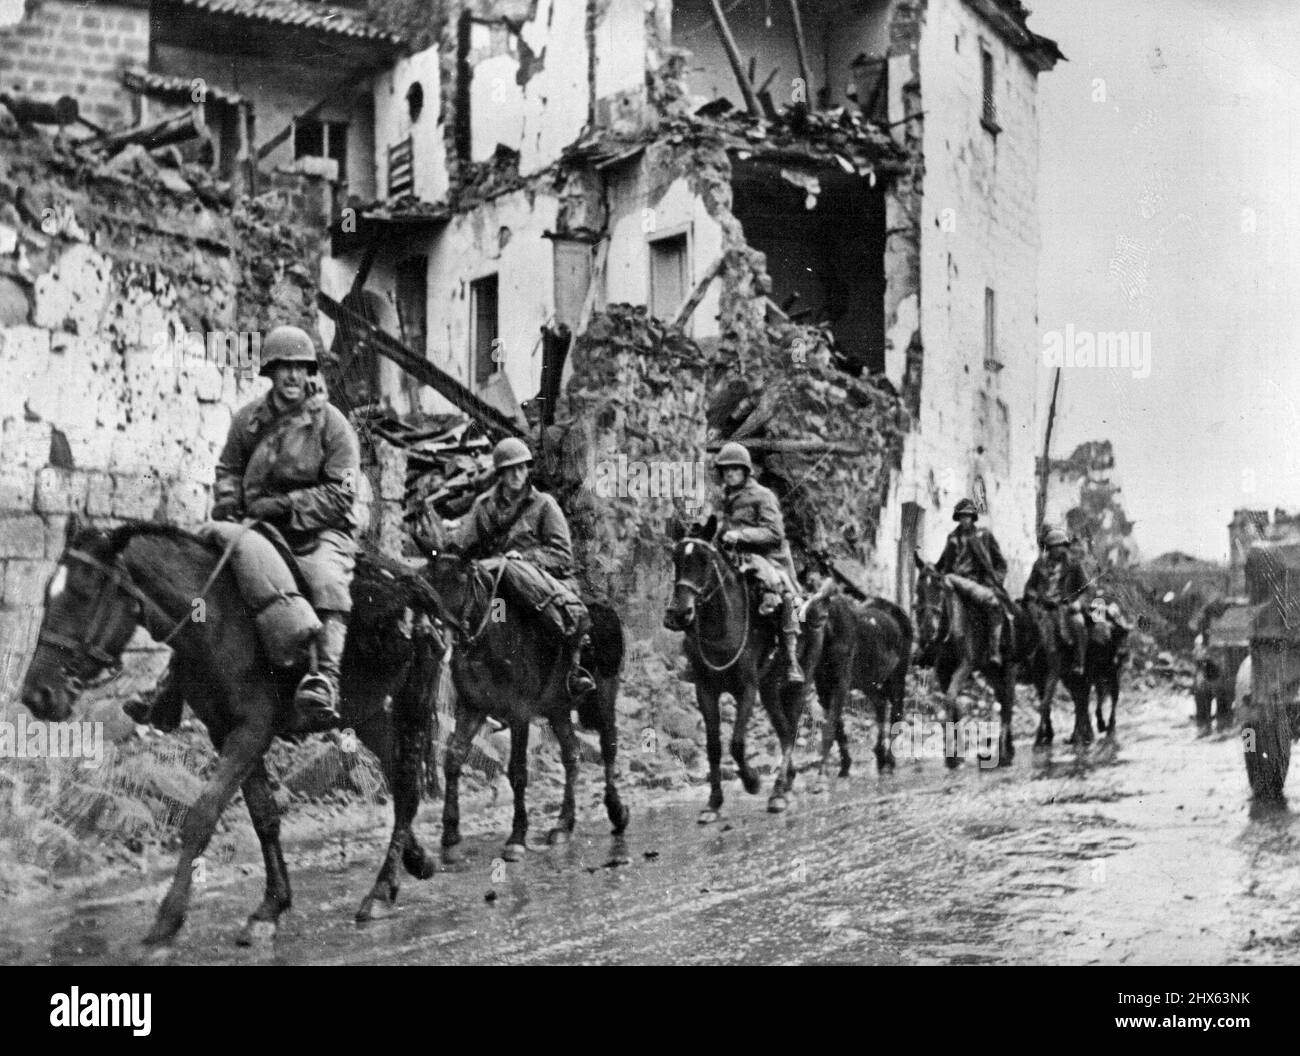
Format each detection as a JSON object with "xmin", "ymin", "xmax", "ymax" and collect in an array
[
  {"xmin": 676, "ymin": 539, "xmax": 751, "ymax": 674},
  {"xmin": 435, "ymin": 557, "xmax": 508, "ymax": 648}
]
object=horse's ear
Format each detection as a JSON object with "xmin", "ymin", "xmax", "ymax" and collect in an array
[
  {"xmin": 702, "ymin": 514, "xmax": 718, "ymax": 538},
  {"xmin": 912, "ymin": 548, "xmax": 925, "ymax": 570},
  {"xmin": 668, "ymin": 517, "xmax": 685, "ymax": 542}
]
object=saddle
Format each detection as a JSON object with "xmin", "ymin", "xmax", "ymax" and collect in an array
[{"xmin": 197, "ymin": 520, "xmax": 320, "ymax": 667}]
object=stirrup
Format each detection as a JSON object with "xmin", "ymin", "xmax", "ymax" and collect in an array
[
  {"xmin": 567, "ymin": 665, "xmax": 597, "ymax": 699},
  {"xmin": 290, "ymin": 673, "xmax": 341, "ymax": 733}
]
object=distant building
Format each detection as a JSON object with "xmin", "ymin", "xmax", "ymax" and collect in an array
[{"xmin": 1228, "ymin": 507, "xmax": 1300, "ymax": 594}]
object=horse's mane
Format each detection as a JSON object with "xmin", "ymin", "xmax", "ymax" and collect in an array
[{"xmin": 105, "ymin": 520, "xmax": 211, "ymax": 558}]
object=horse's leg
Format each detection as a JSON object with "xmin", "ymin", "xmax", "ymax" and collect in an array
[
  {"xmin": 502, "ymin": 720, "xmax": 531, "ymax": 861},
  {"xmin": 235, "ymin": 760, "xmax": 291, "ymax": 945},
  {"xmin": 1035, "ymin": 649, "xmax": 1059, "ymax": 747},
  {"xmin": 358, "ymin": 673, "xmax": 433, "ymax": 921},
  {"xmin": 597, "ymin": 681, "xmax": 630, "ymax": 834},
  {"xmin": 997, "ymin": 666, "xmax": 1016, "ymax": 766},
  {"xmin": 766, "ymin": 680, "xmax": 796, "ymax": 814},
  {"xmin": 732, "ymin": 679, "xmax": 762, "ymax": 796},
  {"xmin": 945, "ymin": 656, "xmax": 973, "ymax": 769},
  {"xmin": 144, "ymin": 714, "xmax": 273, "ymax": 947},
  {"xmin": 547, "ymin": 708, "xmax": 580, "ymax": 846},
  {"xmin": 440, "ymin": 702, "xmax": 486, "ymax": 865},
  {"xmin": 698, "ymin": 684, "xmax": 725, "ymax": 824},
  {"xmin": 1066, "ymin": 674, "xmax": 1093, "ymax": 747},
  {"xmin": 881, "ymin": 666, "xmax": 905, "ymax": 771},
  {"xmin": 814, "ymin": 665, "xmax": 846, "ymax": 789}
]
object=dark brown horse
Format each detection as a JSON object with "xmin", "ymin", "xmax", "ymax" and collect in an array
[
  {"xmin": 912, "ymin": 554, "xmax": 1035, "ymax": 767},
  {"xmin": 799, "ymin": 590, "xmax": 912, "ymax": 783},
  {"xmin": 20, "ymin": 516, "xmax": 442, "ymax": 946},
  {"xmin": 663, "ymin": 524, "xmax": 804, "ymax": 821},
  {"xmin": 415, "ymin": 522, "xmax": 628, "ymax": 866},
  {"xmin": 1022, "ymin": 604, "xmax": 1130, "ymax": 747}
]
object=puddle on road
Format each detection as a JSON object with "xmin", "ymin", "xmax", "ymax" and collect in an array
[{"xmin": 1, "ymin": 684, "xmax": 1298, "ymax": 964}]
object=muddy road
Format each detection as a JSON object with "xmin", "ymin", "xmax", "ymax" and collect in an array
[{"xmin": 2, "ymin": 683, "xmax": 1296, "ymax": 965}]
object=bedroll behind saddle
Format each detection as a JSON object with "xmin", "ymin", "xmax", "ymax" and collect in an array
[
  {"xmin": 481, "ymin": 556, "xmax": 588, "ymax": 640},
  {"xmin": 197, "ymin": 521, "xmax": 321, "ymax": 666}
]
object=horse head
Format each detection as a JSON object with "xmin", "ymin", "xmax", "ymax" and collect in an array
[
  {"xmin": 412, "ymin": 515, "xmax": 491, "ymax": 638},
  {"xmin": 21, "ymin": 514, "xmax": 143, "ymax": 721},
  {"xmin": 664, "ymin": 520, "xmax": 725, "ymax": 632},
  {"xmin": 911, "ymin": 550, "xmax": 948, "ymax": 657}
]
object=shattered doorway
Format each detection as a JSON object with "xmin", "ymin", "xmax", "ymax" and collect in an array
[{"xmin": 730, "ymin": 157, "xmax": 887, "ymax": 374}]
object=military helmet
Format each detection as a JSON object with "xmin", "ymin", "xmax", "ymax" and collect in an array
[
  {"xmin": 492, "ymin": 436, "xmax": 533, "ymax": 471},
  {"xmin": 1044, "ymin": 527, "xmax": 1070, "ymax": 548},
  {"xmin": 714, "ymin": 442, "xmax": 754, "ymax": 473},
  {"xmin": 952, "ymin": 498, "xmax": 979, "ymax": 521},
  {"xmin": 259, "ymin": 325, "xmax": 319, "ymax": 376}
]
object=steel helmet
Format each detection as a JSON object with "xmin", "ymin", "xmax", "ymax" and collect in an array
[
  {"xmin": 714, "ymin": 442, "xmax": 754, "ymax": 473},
  {"xmin": 492, "ymin": 436, "xmax": 533, "ymax": 471},
  {"xmin": 259, "ymin": 325, "xmax": 319, "ymax": 376},
  {"xmin": 952, "ymin": 498, "xmax": 979, "ymax": 521},
  {"xmin": 1044, "ymin": 528, "xmax": 1070, "ymax": 548}
]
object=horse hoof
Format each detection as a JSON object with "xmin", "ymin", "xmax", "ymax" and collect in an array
[
  {"xmin": 768, "ymin": 794, "xmax": 789, "ymax": 814},
  {"xmin": 503, "ymin": 842, "xmax": 527, "ymax": 862},
  {"xmin": 546, "ymin": 828, "xmax": 573, "ymax": 847},
  {"xmin": 609, "ymin": 803, "xmax": 630, "ymax": 835},
  {"xmin": 236, "ymin": 919, "xmax": 277, "ymax": 947},
  {"xmin": 997, "ymin": 753, "xmax": 1013, "ymax": 768},
  {"xmin": 698, "ymin": 809, "xmax": 719, "ymax": 825},
  {"xmin": 403, "ymin": 848, "xmax": 436, "ymax": 881},
  {"xmin": 874, "ymin": 759, "xmax": 892, "ymax": 775},
  {"xmin": 441, "ymin": 843, "xmax": 464, "ymax": 866},
  {"xmin": 355, "ymin": 890, "xmax": 398, "ymax": 923},
  {"xmin": 741, "ymin": 772, "xmax": 761, "ymax": 796}
]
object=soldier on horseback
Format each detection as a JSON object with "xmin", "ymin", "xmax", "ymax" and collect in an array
[
  {"xmin": 449, "ymin": 436, "xmax": 597, "ymax": 700},
  {"xmin": 129, "ymin": 325, "xmax": 360, "ymax": 734},
  {"xmin": 1024, "ymin": 527, "xmax": 1088, "ymax": 675},
  {"xmin": 682, "ymin": 441, "xmax": 804, "ymax": 685},
  {"xmin": 935, "ymin": 498, "xmax": 1010, "ymax": 666}
]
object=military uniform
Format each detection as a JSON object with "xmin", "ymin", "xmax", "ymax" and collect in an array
[
  {"xmin": 935, "ymin": 499, "xmax": 1009, "ymax": 664},
  {"xmin": 1024, "ymin": 529, "xmax": 1088, "ymax": 674}
]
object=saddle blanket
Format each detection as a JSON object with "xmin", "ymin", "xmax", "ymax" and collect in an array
[{"xmin": 197, "ymin": 521, "xmax": 321, "ymax": 667}]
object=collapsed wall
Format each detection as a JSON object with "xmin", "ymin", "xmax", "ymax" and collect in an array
[{"xmin": 0, "ymin": 127, "xmax": 328, "ymax": 698}]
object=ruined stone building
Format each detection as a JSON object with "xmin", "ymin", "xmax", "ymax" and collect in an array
[
  {"xmin": 0, "ymin": 0, "xmax": 1062, "ymax": 655},
  {"xmin": 320, "ymin": 0, "xmax": 1061, "ymax": 611}
]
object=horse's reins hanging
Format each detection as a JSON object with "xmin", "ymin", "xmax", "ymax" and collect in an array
[{"xmin": 677, "ymin": 539, "xmax": 751, "ymax": 674}]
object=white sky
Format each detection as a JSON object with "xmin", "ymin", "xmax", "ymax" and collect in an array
[{"xmin": 1031, "ymin": 0, "xmax": 1300, "ymax": 561}]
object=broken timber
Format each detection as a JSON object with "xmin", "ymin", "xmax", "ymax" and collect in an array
[
  {"xmin": 318, "ymin": 291, "xmax": 527, "ymax": 441},
  {"xmin": 670, "ymin": 255, "xmax": 724, "ymax": 331},
  {"xmin": 707, "ymin": 0, "xmax": 763, "ymax": 119},
  {"xmin": 82, "ymin": 110, "xmax": 205, "ymax": 155}
]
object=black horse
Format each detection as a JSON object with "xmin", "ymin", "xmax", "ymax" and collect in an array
[
  {"xmin": 20, "ymin": 516, "xmax": 443, "ymax": 946},
  {"xmin": 664, "ymin": 522, "xmax": 805, "ymax": 821},
  {"xmin": 414, "ymin": 520, "xmax": 629, "ymax": 867},
  {"xmin": 911, "ymin": 554, "xmax": 1036, "ymax": 767},
  {"xmin": 800, "ymin": 589, "xmax": 912, "ymax": 781},
  {"xmin": 1022, "ymin": 603, "xmax": 1130, "ymax": 747}
]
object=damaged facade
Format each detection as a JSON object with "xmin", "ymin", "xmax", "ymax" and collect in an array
[{"xmin": 324, "ymin": 0, "xmax": 1060, "ymax": 624}]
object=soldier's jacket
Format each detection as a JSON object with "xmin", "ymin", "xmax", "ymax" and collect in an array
[
  {"xmin": 453, "ymin": 482, "xmax": 575, "ymax": 580},
  {"xmin": 710, "ymin": 476, "xmax": 797, "ymax": 583},
  {"xmin": 213, "ymin": 380, "xmax": 360, "ymax": 546},
  {"xmin": 1024, "ymin": 553, "xmax": 1089, "ymax": 608},
  {"xmin": 936, "ymin": 526, "xmax": 1007, "ymax": 588}
]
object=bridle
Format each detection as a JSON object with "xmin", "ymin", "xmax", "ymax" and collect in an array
[
  {"xmin": 39, "ymin": 533, "xmax": 245, "ymax": 691},
  {"xmin": 429, "ymin": 554, "xmax": 508, "ymax": 648},
  {"xmin": 673, "ymin": 538, "xmax": 750, "ymax": 673},
  {"xmin": 912, "ymin": 567, "xmax": 948, "ymax": 645}
]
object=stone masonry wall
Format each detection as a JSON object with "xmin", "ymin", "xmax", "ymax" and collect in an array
[
  {"xmin": 0, "ymin": 130, "xmax": 326, "ymax": 700},
  {"xmin": 0, "ymin": 0, "xmax": 148, "ymax": 131}
]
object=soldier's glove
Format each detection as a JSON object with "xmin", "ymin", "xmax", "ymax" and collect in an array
[
  {"xmin": 246, "ymin": 495, "xmax": 293, "ymax": 522},
  {"xmin": 721, "ymin": 530, "xmax": 741, "ymax": 546},
  {"xmin": 210, "ymin": 500, "xmax": 241, "ymax": 523}
]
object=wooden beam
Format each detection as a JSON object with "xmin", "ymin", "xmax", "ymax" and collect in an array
[
  {"xmin": 82, "ymin": 110, "xmax": 205, "ymax": 155},
  {"xmin": 670, "ymin": 255, "xmax": 724, "ymax": 331},
  {"xmin": 707, "ymin": 0, "xmax": 763, "ymax": 119},
  {"xmin": 255, "ymin": 69, "xmax": 369, "ymax": 162},
  {"xmin": 787, "ymin": 0, "xmax": 813, "ymax": 101},
  {"xmin": 319, "ymin": 291, "xmax": 527, "ymax": 441},
  {"xmin": 1036, "ymin": 366, "xmax": 1062, "ymax": 535}
]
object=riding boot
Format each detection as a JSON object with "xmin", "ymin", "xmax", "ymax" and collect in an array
[
  {"xmin": 781, "ymin": 596, "xmax": 805, "ymax": 684},
  {"xmin": 289, "ymin": 611, "xmax": 347, "ymax": 734},
  {"xmin": 987, "ymin": 612, "xmax": 1004, "ymax": 667},
  {"xmin": 566, "ymin": 635, "xmax": 597, "ymax": 699},
  {"xmin": 125, "ymin": 657, "xmax": 183, "ymax": 732}
]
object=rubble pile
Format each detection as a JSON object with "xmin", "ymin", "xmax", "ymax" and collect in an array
[{"xmin": 547, "ymin": 305, "xmax": 711, "ymax": 634}]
